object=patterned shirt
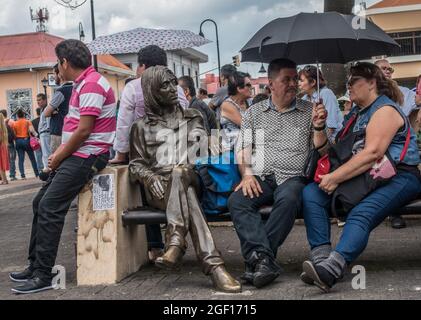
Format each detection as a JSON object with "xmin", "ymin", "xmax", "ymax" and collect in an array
[
  {"xmin": 62, "ymin": 66, "xmax": 116, "ymax": 159},
  {"xmin": 236, "ymin": 97, "xmax": 314, "ymax": 185}
]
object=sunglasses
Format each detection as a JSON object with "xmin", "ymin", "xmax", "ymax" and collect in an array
[{"xmin": 347, "ymin": 76, "xmax": 365, "ymax": 87}]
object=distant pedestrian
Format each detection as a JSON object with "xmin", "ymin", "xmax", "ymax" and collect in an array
[
  {"xmin": 36, "ymin": 93, "xmax": 51, "ymax": 173},
  {"xmin": 178, "ymin": 76, "xmax": 217, "ymax": 135},
  {"xmin": 0, "ymin": 109, "xmax": 16, "ymax": 181},
  {"xmin": 198, "ymin": 88, "xmax": 208, "ymax": 101},
  {"xmin": 0, "ymin": 113, "xmax": 10, "ymax": 185},
  {"xmin": 299, "ymin": 65, "xmax": 344, "ymax": 142},
  {"xmin": 32, "ymin": 106, "xmax": 44, "ymax": 172},
  {"xmin": 13, "ymin": 109, "xmax": 39, "ymax": 179},
  {"xmin": 208, "ymin": 64, "xmax": 237, "ymax": 112}
]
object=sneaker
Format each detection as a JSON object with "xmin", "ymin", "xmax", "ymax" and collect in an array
[
  {"xmin": 10, "ymin": 177, "xmax": 17, "ymax": 181},
  {"xmin": 240, "ymin": 262, "xmax": 255, "ymax": 285},
  {"xmin": 9, "ymin": 267, "xmax": 34, "ymax": 283},
  {"xmin": 302, "ymin": 261, "xmax": 336, "ymax": 293},
  {"xmin": 11, "ymin": 277, "xmax": 54, "ymax": 295},
  {"xmin": 38, "ymin": 171, "xmax": 50, "ymax": 182},
  {"xmin": 300, "ymin": 271, "xmax": 314, "ymax": 285},
  {"xmin": 391, "ymin": 215, "xmax": 406, "ymax": 229},
  {"xmin": 252, "ymin": 253, "xmax": 282, "ymax": 289}
]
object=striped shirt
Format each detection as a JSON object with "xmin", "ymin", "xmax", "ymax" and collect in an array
[{"xmin": 62, "ymin": 66, "xmax": 116, "ymax": 158}]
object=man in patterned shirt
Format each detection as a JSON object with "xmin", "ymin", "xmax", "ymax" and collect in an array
[
  {"xmin": 228, "ymin": 58, "xmax": 328, "ymax": 289},
  {"xmin": 10, "ymin": 40, "xmax": 114, "ymax": 294}
]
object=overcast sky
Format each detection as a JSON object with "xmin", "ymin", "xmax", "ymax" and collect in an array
[{"xmin": 0, "ymin": 0, "xmax": 379, "ymax": 77}]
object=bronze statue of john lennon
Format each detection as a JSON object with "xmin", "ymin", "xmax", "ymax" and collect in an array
[{"xmin": 129, "ymin": 66, "xmax": 241, "ymax": 293}]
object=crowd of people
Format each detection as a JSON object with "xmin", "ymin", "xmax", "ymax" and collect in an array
[{"xmin": 2, "ymin": 38, "xmax": 421, "ymax": 295}]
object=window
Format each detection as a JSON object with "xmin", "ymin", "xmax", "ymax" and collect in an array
[{"xmin": 388, "ymin": 31, "xmax": 421, "ymax": 57}]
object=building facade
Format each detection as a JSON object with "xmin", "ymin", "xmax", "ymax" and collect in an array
[
  {"xmin": 366, "ymin": 0, "xmax": 421, "ymax": 88},
  {"xmin": 0, "ymin": 32, "xmax": 134, "ymax": 119}
]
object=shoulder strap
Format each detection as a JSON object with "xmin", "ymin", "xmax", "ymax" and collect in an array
[
  {"xmin": 339, "ymin": 113, "xmax": 358, "ymax": 140},
  {"xmin": 400, "ymin": 124, "xmax": 412, "ymax": 162}
]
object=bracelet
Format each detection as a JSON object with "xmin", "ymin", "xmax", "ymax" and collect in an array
[{"xmin": 313, "ymin": 124, "xmax": 326, "ymax": 132}]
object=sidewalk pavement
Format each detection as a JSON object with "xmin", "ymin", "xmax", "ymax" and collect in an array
[{"xmin": 1, "ymin": 184, "xmax": 421, "ymax": 300}]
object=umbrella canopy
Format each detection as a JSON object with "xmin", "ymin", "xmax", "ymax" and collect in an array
[
  {"xmin": 88, "ymin": 27, "xmax": 211, "ymax": 55},
  {"xmin": 240, "ymin": 12, "xmax": 399, "ymax": 65}
]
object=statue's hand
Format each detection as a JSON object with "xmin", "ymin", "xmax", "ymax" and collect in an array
[{"xmin": 147, "ymin": 175, "xmax": 165, "ymax": 200}]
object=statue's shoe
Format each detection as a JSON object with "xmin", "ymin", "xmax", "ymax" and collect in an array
[
  {"xmin": 154, "ymin": 246, "xmax": 184, "ymax": 270},
  {"xmin": 210, "ymin": 265, "xmax": 242, "ymax": 293}
]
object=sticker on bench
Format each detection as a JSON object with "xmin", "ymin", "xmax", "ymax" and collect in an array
[{"xmin": 92, "ymin": 174, "xmax": 115, "ymax": 211}]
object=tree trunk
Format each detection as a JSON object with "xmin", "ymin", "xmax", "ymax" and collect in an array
[{"xmin": 322, "ymin": 0, "xmax": 355, "ymax": 96}]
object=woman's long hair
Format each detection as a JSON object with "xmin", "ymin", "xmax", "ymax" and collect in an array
[
  {"xmin": 0, "ymin": 114, "xmax": 8, "ymax": 145},
  {"xmin": 349, "ymin": 62, "xmax": 404, "ymax": 106}
]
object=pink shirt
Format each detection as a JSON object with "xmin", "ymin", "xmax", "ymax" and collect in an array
[
  {"xmin": 62, "ymin": 66, "xmax": 116, "ymax": 158},
  {"xmin": 113, "ymin": 77, "xmax": 189, "ymax": 153}
]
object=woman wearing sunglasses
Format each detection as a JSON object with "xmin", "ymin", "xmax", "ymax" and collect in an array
[
  {"xmin": 219, "ymin": 71, "xmax": 253, "ymax": 151},
  {"xmin": 299, "ymin": 66, "xmax": 343, "ymax": 142},
  {"xmin": 300, "ymin": 62, "xmax": 421, "ymax": 293}
]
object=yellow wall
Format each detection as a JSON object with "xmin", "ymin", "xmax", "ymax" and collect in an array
[
  {"xmin": 392, "ymin": 61, "xmax": 421, "ymax": 79},
  {"xmin": 0, "ymin": 69, "xmax": 127, "ymax": 119},
  {"xmin": 369, "ymin": 11, "xmax": 421, "ymax": 32}
]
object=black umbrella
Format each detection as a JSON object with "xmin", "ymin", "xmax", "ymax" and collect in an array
[
  {"xmin": 241, "ymin": 12, "xmax": 399, "ymax": 65},
  {"xmin": 240, "ymin": 12, "xmax": 399, "ymax": 100}
]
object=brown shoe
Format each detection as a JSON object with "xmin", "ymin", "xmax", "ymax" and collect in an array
[
  {"xmin": 210, "ymin": 265, "xmax": 242, "ymax": 293},
  {"xmin": 154, "ymin": 246, "xmax": 184, "ymax": 270}
]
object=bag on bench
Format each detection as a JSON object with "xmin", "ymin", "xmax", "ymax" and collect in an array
[{"xmin": 195, "ymin": 151, "xmax": 241, "ymax": 215}]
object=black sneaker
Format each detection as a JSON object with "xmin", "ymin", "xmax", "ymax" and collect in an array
[
  {"xmin": 38, "ymin": 171, "xmax": 50, "ymax": 182},
  {"xmin": 252, "ymin": 253, "xmax": 282, "ymax": 289},
  {"xmin": 391, "ymin": 215, "xmax": 406, "ymax": 229},
  {"xmin": 240, "ymin": 262, "xmax": 255, "ymax": 285},
  {"xmin": 302, "ymin": 261, "xmax": 336, "ymax": 293},
  {"xmin": 9, "ymin": 267, "xmax": 34, "ymax": 283},
  {"xmin": 10, "ymin": 177, "xmax": 17, "ymax": 181},
  {"xmin": 11, "ymin": 277, "xmax": 54, "ymax": 295}
]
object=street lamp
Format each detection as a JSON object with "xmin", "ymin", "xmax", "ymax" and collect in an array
[
  {"xmin": 41, "ymin": 77, "xmax": 48, "ymax": 101},
  {"xmin": 79, "ymin": 22, "xmax": 85, "ymax": 42},
  {"xmin": 199, "ymin": 19, "xmax": 221, "ymax": 87},
  {"xmin": 259, "ymin": 63, "xmax": 267, "ymax": 74}
]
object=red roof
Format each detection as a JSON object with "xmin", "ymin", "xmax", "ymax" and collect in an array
[
  {"xmin": 369, "ymin": 0, "xmax": 421, "ymax": 9},
  {"xmin": 0, "ymin": 32, "xmax": 130, "ymax": 71}
]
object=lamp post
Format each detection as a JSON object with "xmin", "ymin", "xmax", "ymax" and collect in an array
[
  {"xmin": 41, "ymin": 77, "xmax": 48, "ymax": 102},
  {"xmin": 90, "ymin": 0, "xmax": 98, "ymax": 70},
  {"xmin": 199, "ymin": 19, "xmax": 221, "ymax": 87},
  {"xmin": 79, "ymin": 22, "xmax": 85, "ymax": 42}
]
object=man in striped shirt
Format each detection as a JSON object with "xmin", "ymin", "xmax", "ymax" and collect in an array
[{"xmin": 10, "ymin": 40, "xmax": 115, "ymax": 294}]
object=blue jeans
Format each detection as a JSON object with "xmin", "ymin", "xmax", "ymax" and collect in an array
[
  {"xmin": 15, "ymin": 138, "xmax": 39, "ymax": 178},
  {"xmin": 35, "ymin": 149, "xmax": 44, "ymax": 172},
  {"xmin": 303, "ymin": 172, "xmax": 421, "ymax": 264},
  {"xmin": 8, "ymin": 143, "xmax": 16, "ymax": 179}
]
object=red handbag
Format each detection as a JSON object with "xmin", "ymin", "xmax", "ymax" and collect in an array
[
  {"xmin": 314, "ymin": 114, "xmax": 357, "ymax": 183},
  {"xmin": 30, "ymin": 136, "xmax": 41, "ymax": 151}
]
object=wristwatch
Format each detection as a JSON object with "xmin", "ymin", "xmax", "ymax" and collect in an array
[{"xmin": 313, "ymin": 124, "xmax": 326, "ymax": 131}]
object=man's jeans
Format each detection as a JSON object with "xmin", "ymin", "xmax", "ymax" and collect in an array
[
  {"xmin": 40, "ymin": 133, "xmax": 51, "ymax": 169},
  {"xmin": 28, "ymin": 154, "xmax": 108, "ymax": 282},
  {"xmin": 228, "ymin": 175, "xmax": 307, "ymax": 260},
  {"xmin": 35, "ymin": 149, "xmax": 43, "ymax": 172},
  {"xmin": 15, "ymin": 138, "xmax": 39, "ymax": 178},
  {"xmin": 8, "ymin": 143, "xmax": 16, "ymax": 179},
  {"xmin": 303, "ymin": 172, "xmax": 421, "ymax": 264}
]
